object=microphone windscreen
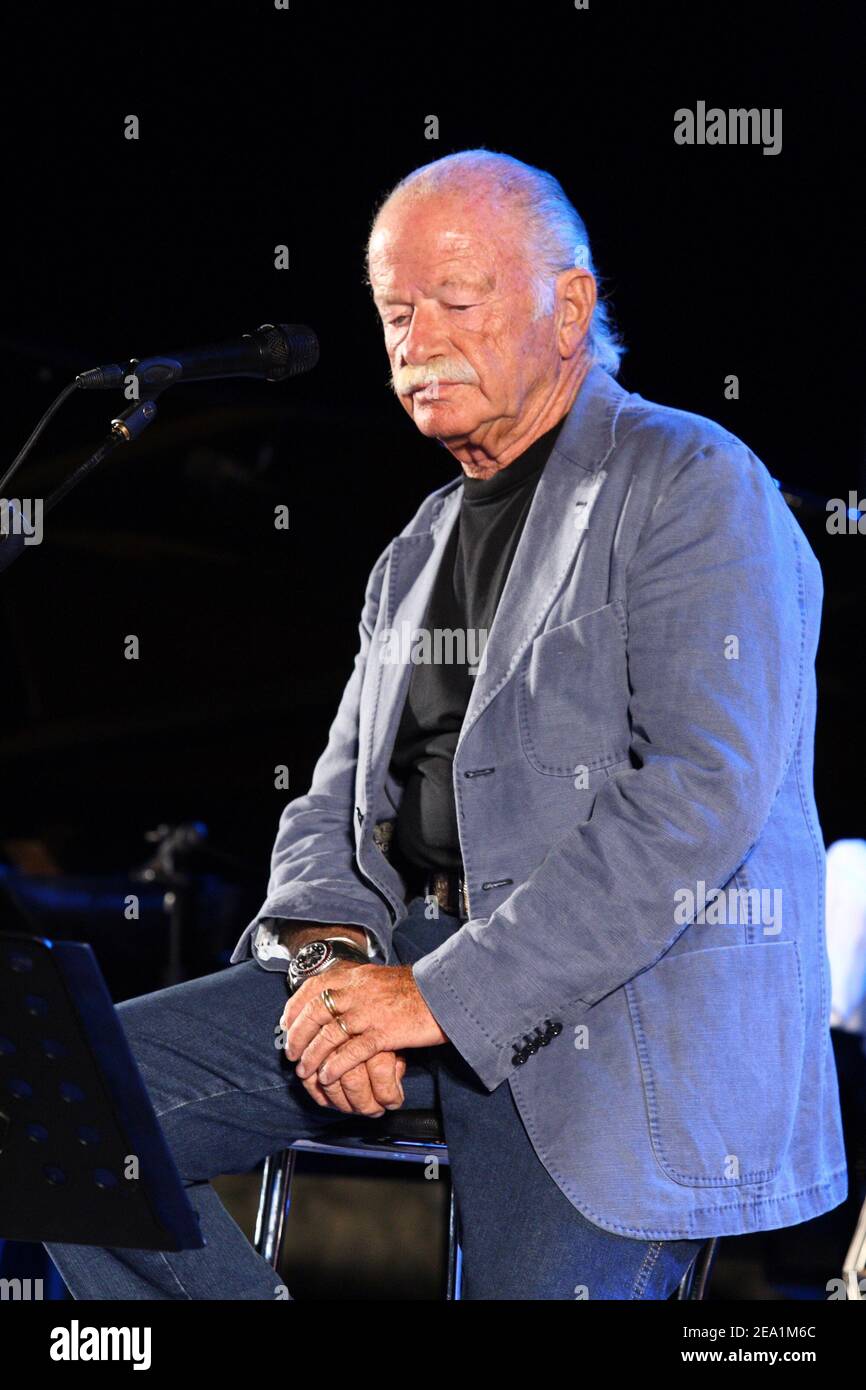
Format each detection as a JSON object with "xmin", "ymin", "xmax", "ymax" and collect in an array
[{"xmin": 261, "ymin": 323, "xmax": 319, "ymax": 380}]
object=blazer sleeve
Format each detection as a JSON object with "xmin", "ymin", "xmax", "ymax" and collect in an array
[{"xmin": 412, "ymin": 441, "xmax": 817, "ymax": 1090}]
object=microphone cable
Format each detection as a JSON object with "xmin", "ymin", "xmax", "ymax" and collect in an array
[{"xmin": 0, "ymin": 378, "xmax": 81, "ymax": 496}]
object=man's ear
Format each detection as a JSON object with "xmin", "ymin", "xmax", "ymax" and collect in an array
[{"xmin": 556, "ymin": 268, "xmax": 596, "ymax": 358}]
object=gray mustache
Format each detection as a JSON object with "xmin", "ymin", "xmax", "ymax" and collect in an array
[{"xmin": 394, "ymin": 365, "xmax": 477, "ymax": 395}]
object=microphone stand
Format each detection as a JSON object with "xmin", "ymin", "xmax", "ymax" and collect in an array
[{"xmin": 0, "ymin": 394, "xmax": 160, "ymax": 574}]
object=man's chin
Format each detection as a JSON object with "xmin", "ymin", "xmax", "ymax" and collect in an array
[{"xmin": 410, "ymin": 400, "xmax": 479, "ymax": 440}]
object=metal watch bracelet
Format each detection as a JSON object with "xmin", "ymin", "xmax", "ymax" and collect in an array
[{"xmin": 286, "ymin": 936, "xmax": 370, "ymax": 994}]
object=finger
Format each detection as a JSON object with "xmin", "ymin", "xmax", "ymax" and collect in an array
[
  {"xmin": 339, "ymin": 1064, "xmax": 385, "ymax": 1117},
  {"xmin": 285, "ymin": 991, "xmax": 347, "ymax": 1063},
  {"xmin": 281, "ymin": 977, "xmax": 320, "ymax": 1032},
  {"xmin": 295, "ymin": 1018, "xmax": 356, "ymax": 1078},
  {"xmin": 301, "ymin": 1072, "xmax": 338, "ymax": 1108},
  {"xmin": 317, "ymin": 1031, "xmax": 383, "ymax": 1086},
  {"xmin": 281, "ymin": 967, "xmax": 358, "ymax": 1033},
  {"xmin": 318, "ymin": 1077, "xmax": 354, "ymax": 1113},
  {"xmin": 366, "ymin": 1053, "xmax": 404, "ymax": 1109}
]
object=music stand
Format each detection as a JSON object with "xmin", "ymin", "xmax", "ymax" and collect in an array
[{"xmin": 0, "ymin": 910, "xmax": 203, "ymax": 1251}]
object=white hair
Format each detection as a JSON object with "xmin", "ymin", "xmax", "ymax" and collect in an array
[{"xmin": 367, "ymin": 148, "xmax": 625, "ymax": 376}]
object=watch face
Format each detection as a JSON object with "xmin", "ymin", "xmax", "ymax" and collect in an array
[{"xmin": 295, "ymin": 940, "xmax": 331, "ymax": 976}]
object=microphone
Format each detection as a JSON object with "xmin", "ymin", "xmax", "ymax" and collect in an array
[{"xmin": 76, "ymin": 323, "xmax": 319, "ymax": 392}]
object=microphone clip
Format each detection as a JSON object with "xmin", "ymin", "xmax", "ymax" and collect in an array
[{"xmin": 110, "ymin": 398, "xmax": 159, "ymax": 442}]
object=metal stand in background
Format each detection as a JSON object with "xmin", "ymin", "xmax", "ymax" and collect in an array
[
  {"xmin": 132, "ymin": 822, "xmax": 209, "ymax": 987},
  {"xmin": 0, "ymin": 394, "xmax": 160, "ymax": 575}
]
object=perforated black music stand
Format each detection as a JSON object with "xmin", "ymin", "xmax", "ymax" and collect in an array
[{"xmin": 0, "ymin": 919, "xmax": 203, "ymax": 1251}]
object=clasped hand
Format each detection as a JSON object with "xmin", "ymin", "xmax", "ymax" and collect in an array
[{"xmin": 279, "ymin": 962, "xmax": 447, "ymax": 1117}]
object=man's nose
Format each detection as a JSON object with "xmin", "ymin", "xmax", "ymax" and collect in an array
[{"xmin": 401, "ymin": 302, "xmax": 448, "ymax": 366}]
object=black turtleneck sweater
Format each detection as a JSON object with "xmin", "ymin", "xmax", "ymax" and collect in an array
[{"xmin": 389, "ymin": 416, "xmax": 566, "ymax": 873}]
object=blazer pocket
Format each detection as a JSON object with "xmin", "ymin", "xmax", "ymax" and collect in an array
[
  {"xmin": 626, "ymin": 941, "xmax": 805, "ymax": 1188},
  {"xmin": 518, "ymin": 599, "xmax": 631, "ymax": 775}
]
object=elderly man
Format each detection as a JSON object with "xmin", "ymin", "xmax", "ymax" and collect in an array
[{"xmin": 47, "ymin": 150, "xmax": 846, "ymax": 1301}]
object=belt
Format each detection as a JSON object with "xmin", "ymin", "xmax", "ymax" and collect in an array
[
  {"xmin": 373, "ymin": 819, "xmax": 469, "ymax": 922},
  {"xmin": 422, "ymin": 868, "xmax": 470, "ymax": 922}
]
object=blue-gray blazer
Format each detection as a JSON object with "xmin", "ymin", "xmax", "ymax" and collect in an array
[{"xmin": 233, "ymin": 365, "xmax": 847, "ymax": 1240}]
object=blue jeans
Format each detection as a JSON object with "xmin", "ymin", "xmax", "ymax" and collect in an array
[{"xmin": 46, "ymin": 898, "xmax": 704, "ymax": 1299}]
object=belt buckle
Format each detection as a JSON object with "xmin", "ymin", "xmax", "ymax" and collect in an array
[
  {"xmin": 428, "ymin": 871, "xmax": 460, "ymax": 920},
  {"xmin": 435, "ymin": 871, "xmax": 451, "ymax": 916},
  {"xmin": 417, "ymin": 869, "xmax": 469, "ymax": 920}
]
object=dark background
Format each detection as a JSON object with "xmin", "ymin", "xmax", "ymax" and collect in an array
[
  {"xmin": 0, "ymin": 0, "xmax": 863, "ymax": 1299},
  {"xmin": 0, "ymin": 0, "xmax": 863, "ymax": 872}
]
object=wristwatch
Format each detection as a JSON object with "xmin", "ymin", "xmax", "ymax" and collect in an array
[{"xmin": 286, "ymin": 936, "xmax": 369, "ymax": 994}]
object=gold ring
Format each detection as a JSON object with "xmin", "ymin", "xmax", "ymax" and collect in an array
[
  {"xmin": 321, "ymin": 987, "xmax": 340, "ymax": 1018},
  {"xmin": 337, "ymin": 1017, "xmax": 351, "ymax": 1037}
]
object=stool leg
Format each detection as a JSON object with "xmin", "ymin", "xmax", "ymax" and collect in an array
[
  {"xmin": 445, "ymin": 1177, "xmax": 461, "ymax": 1300},
  {"xmin": 690, "ymin": 1237, "xmax": 719, "ymax": 1300},
  {"xmin": 254, "ymin": 1149, "xmax": 297, "ymax": 1269},
  {"xmin": 676, "ymin": 1237, "xmax": 719, "ymax": 1300},
  {"xmin": 676, "ymin": 1253, "xmax": 698, "ymax": 1300}
]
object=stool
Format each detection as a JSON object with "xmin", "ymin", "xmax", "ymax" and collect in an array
[
  {"xmin": 254, "ymin": 1109, "xmax": 718, "ymax": 1300},
  {"xmin": 677, "ymin": 1237, "xmax": 719, "ymax": 1299},
  {"xmin": 254, "ymin": 1108, "xmax": 461, "ymax": 1298}
]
